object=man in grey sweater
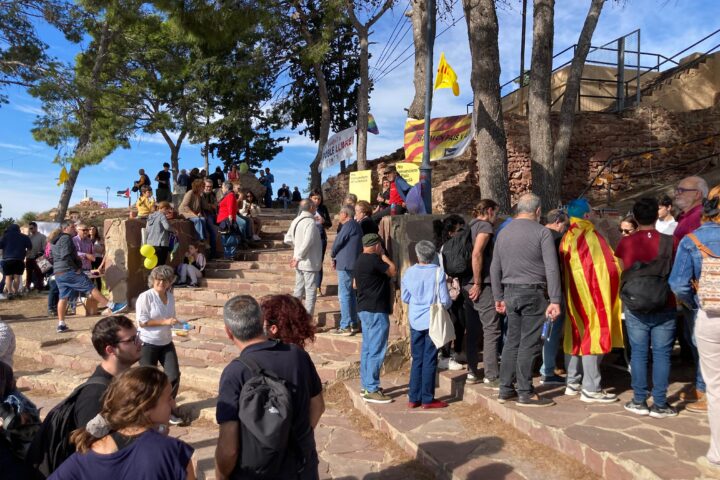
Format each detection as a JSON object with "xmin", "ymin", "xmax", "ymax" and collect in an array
[
  {"xmin": 490, "ymin": 193, "xmax": 561, "ymax": 407},
  {"xmin": 51, "ymin": 221, "xmax": 127, "ymax": 333}
]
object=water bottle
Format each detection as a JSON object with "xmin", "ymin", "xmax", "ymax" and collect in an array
[
  {"xmin": 540, "ymin": 316, "xmax": 553, "ymax": 341},
  {"xmin": 182, "ymin": 322, "xmax": 195, "ymax": 331}
]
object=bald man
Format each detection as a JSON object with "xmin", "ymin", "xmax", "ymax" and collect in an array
[{"xmin": 674, "ymin": 176, "xmax": 708, "ymax": 241}]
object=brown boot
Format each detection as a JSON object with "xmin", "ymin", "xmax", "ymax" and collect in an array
[
  {"xmin": 685, "ymin": 389, "xmax": 708, "ymax": 413},
  {"xmin": 680, "ymin": 386, "xmax": 701, "ymax": 402}
]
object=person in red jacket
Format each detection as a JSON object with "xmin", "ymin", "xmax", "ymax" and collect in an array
[{"xmin": 216, "ymin": 181, "xmax": 247, "ymax": 257}]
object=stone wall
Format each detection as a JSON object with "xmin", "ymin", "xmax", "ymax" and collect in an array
[{"xmin": 323, "ymin": 104, "xmax": 720, "ymax": 213}]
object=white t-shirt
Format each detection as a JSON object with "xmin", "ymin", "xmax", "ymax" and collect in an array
[
  {"xmin": 656, "ymin": 217, "xmax": 678, "ymax": 235},
  {"xmin": 136, "ymin": 288, "xmax": 175, "ymax": 346}
]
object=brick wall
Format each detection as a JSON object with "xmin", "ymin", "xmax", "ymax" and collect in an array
[{"xmin": 324, "ymin": 104, "xmax": 720, "ymax": 213}]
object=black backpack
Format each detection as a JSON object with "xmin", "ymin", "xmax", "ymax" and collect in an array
[
  {"xmin": 27, "ymin": 376, "xmax": 110, "ymax": 478},
  {"xmin": 237, "ymin": 354, "xmax": 298, "ymax": 477},
  {"xmin": 620, "ymin": 234, "xmax": 673, "ymax": 314},
  {"xmin": 441, "ymin": 220, "xmax": 477, "ymax": 278}
]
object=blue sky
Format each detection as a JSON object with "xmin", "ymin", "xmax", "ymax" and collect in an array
[{"xmin": 0, "ymin": 0, "xmax": 718, "ymax": 219}]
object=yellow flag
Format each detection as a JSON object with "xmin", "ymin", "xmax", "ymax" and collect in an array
[
  {"xmin": 58, "ymin": 166, "xmax": 69, "ymax": 186},
  {"xmin": 434, "ymin": 52, "xmax": 460, "ymax": 96}
]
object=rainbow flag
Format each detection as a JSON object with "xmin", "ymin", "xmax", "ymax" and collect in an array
[
  {"xmin": 368, "ymin": 113, "xmax": 379, "ymax": 135},
  {"xmin": 560, "ymin": 218, "xmax": 624, "ymax": 355}
]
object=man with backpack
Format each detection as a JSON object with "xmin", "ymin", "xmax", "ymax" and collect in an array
[
  {"xmin": 615, "ymin": 198, "xmax": 679, "ymax": 418},
  {"xmin": 28, "ymin": 315, "xmax": 141, "ymax": 476},
  {"xmin": 215, "ymin": 295, "xmax": 325, "ymax": 480}
]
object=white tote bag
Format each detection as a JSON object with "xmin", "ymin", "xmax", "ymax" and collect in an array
[{"xmin": 429, "ymin": 267, "xmax": 456, "ymax": 349}]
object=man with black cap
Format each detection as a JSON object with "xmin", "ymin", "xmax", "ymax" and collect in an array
[
  {"xmin": 354, "ymin": 233, "xmax": 396, "ymax": 403},
  {"xmin": 373, "ymin": 166, "xmax": 411, "ymax": 221}
]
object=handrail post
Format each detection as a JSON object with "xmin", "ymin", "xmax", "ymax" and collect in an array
[{"xmin": 616, "ymin": 37, "xmax": 625, "ymax": 112}]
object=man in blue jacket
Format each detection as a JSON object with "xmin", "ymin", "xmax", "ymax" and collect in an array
[{"xmin": 330, "ymin": 206, "xmax": 363, "ymax": 336}]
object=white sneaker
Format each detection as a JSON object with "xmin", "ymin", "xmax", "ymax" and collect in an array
[
  {"xmin": 252, "ymin": 234, "xmax": 261, "ymax": 241},
  {"xmin": 447, "ymin": 358, "xmax": 464, "ymax": 371},
  {"xmin": 437, "ymin": 356, "xmax": 450, "ymax": 370},
  {"xmin": 169, "ymin": 414, "xmax": 183, "ymax": 425},
  {"xmin": 580, "ymin": 389, "xmax": 618, "ymax": 403},
  {"xmin": 0, "ymin": 293, "xmax": 6, "ymax": 301},
  {"xmin": 565, "ymin": 383, "xmax": 581, "ymax": 396}
]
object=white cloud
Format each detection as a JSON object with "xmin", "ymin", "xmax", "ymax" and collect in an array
[
  {"xmin": 12, "ymin": 103, "xmax": 44, "ymax": 116},
  {"xmin": 0, "ymin": 142, "xmax": 31, "ymax": 152}
]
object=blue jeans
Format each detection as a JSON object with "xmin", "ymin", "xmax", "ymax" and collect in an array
[
  {"xmin": 237, "ymin": 216, "xmax": 252, "ymax": 238},
  {"xmin": 337, "ymin": 270, "xmax": 358, "ymax": 329},
  {"xmin": 409, "ymin": 328, "xmax": 439, "ymax": 404},
  {"xmin": 359, "ymin": 311, "xmax": 389, "ymax": 393},
  {"xmin": 47, "ymin": 278, "xmax": 59, "ymax": 312},
  {"xmin": 625, "ymin": 308, "xmax": 676, "ymax": 406},
  {"xmin": 682, "ymin": 306, "xmax": 706, "ymax": 392},
  {"xmin": 188, "ymin": 217, "xmax": 206, "ymax": 241},
  {"xmin": 540, "ymin": 311, "xmax": 565, "ymax": 377}
]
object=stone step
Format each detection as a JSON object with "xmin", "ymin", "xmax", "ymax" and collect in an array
[
  {"xmin": 196, "ymin": 277, "xmax": 338, "ymax": 295},
  {"xmin": 205, "ymin": 259, "xmax": 335, "ymax": 272},
  {"xmin": 235, "ymin": 250, "xmax": 341, "ymax": 263},
  {"xmin": 203, "ymin": 267, "xmax": 339, "ymax": 281},
  {"xmin": 174, "ymin": 301, "xmax": 341, "ymax": 328}
]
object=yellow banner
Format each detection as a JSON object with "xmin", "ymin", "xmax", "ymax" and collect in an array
[
  {"xmin": 403, "ymin": 114, "xmax": 473, "ymax": 163},
  {"xmin": 349, "ymin": 170, "xmax": 372, "ymax": 203},
  {"xmin": 395, "ymin": 163, "xmax": 419, "ymax": 186}
]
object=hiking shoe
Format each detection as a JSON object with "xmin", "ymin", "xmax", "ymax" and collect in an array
[
  {"xmin": 687, "ymin": 399, "xmax": 709, "ymax": 413},
  {"xmin": 110, "ymin": 302, "xmax": 129, "ymax": 314},
  {"xmin": 56, "ymin": 324, "xmax": 70, "ymax": 334},
  {"xmin": 540, "ymin": 374, "xmax": 566, "ymax": 386},
  {"xmin": 331, "ymin": 327, "xmax": 353, "ymax": 336},
  {"xmin": 564, "ymin": 383, "xmax": 581, "ymax": 396},
  {"xmin": 169, "ymin": 414, "xmax": 184, "ymax": 425},
  {"xmin": 497, "ymin": 390, "xmax": 518, "ymax": 404},
  {"xmin": 649, "ymin": 404, "xmax": 678, "ymax": 419},
  {"xmin": 624, "ymin": 399, "xmax": 650, "ymax": 416},
  {"xmin": 680, "ymin": 386, "xmax": 703, "ymax": 402},
  {"xmin": 466, "ymin": 372, "xmax": 481, "ymax": 384},
  {"xmin": 422, "ymin": 399, "xmax": 449, "ymax": 409},
  {"xmin": 407, "ymin": 401, "xmax": 421, "ymax": 409},
  {"xmin": 517, "ymin": 394, "xmax": 555, "ymax": 408},
  {"xmin": 363, "ymin": 390, "xmax": 393, "ymax": 404},
  {"xmin": 580, "ymin": 389, "xmax": 618, "ymax": 403},
  {"xmin": 448, "ymin": 358, "xmax": 463, "ymax": 371},
  {"xmin": 483, "ymin": 378, "xmax": 501, "ymax": 390},
  {"xmin": 351, "ymin": 324, "xmax": 362, "ymax": 335}
]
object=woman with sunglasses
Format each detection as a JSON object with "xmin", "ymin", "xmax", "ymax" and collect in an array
[
  {"xmin": 619, "ymin": 216, "xmax": 638, "ymax": 237},
  {"xmin": 239, "ymin": 191, "xmax": 262, "ymax": 241},
  {"xmin": 135, "ymin": 265, "xmax": 183, "ymax": 425}
]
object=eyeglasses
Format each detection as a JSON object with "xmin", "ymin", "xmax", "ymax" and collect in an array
[
  {"xmin": 116, "ymin": 334, "xmax": 140, "ymax": 345},
  {"xmin": 675, "ymin": 187, "xmax": 698, "ymax": 194}
]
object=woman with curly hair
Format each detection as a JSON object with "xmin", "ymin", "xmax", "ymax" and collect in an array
[
  {"xmin": 51, "ymin": 366, "xmax": 195, "ymax": 479},
  {"xmin": 260, "ymin": 294, "xmax": 317, "ymax": 349}
]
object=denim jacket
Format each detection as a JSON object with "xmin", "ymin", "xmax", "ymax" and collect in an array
[{"xmin": 669, "ymin": 222, "xmax": 720, "ymax": 309}]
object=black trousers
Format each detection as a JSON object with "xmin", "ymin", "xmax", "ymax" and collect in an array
[{"xmin": 140, "ymin": 342, "xmax": 180, "ymax": 398}]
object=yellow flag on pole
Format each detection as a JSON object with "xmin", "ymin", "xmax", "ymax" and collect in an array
[
  {"xmin": 434, "ymin": 52, "xmax": 460, "ymax": 96},
  {"xmin": 58, "ymin": 166, "xmax": 69, "ymax": 186}
]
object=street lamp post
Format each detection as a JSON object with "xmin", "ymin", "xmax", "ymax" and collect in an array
[
  {"xmin": 106, "ymin": 186, "xmax": 110, "ymax": 207},
  {"xmin": 420, "ymin": 0, "xmax": 437, "ymax": 214}
]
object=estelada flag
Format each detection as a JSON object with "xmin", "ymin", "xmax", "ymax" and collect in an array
[
  {"xmin": 403, "ymin": 114, "xmax": 473, "ymax": 163},
  {"xmin": 434, "ymin": 52, "xmax": 459, "ymax": 96},
  {"xmin": 57, "ymin": 166, "xmax": 69, "ymax": 186},
  {"xmin": 367, "ymin": 113, "xmax": 379, "ymax": 135},
  {"xmin": 560, "ymin": 217, "xmax": 624, "ymax": 355}
]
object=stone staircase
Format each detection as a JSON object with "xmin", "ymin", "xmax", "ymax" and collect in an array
[{"xmin": 14, "ymin": 209, "xmax": 408, "ymax": 425}]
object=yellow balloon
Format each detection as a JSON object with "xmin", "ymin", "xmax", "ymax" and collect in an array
[
  {"xmin": 239, "ymin": 163, "xmax": 249, "ymax": 174},
  {"xmin": 144, "ymin": 255, "xmax": 158, "ymax": 270},
  {"xmin": 139, "ymin": 244, "xmax": 155, "ymax": 257}
]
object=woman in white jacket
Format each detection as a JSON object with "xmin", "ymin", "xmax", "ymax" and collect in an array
[{"xmin": 287, "ymin": 199, "xmax": 322, "ymax": 315}]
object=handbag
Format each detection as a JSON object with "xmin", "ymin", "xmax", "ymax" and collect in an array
[
  {"xmin": 36, "ymin": 256, "xmax": 53, "ymax": 275},
  {"xmin": 429, "ymin": 267, "xmax": 456, "ymax": 349}
]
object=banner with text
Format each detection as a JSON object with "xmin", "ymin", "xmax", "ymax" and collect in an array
[
  {"xmin": 395, "ymin": 163, "xmax": 419, "ymax": 185},
  {"xmin": 349, "ymin": 170, "xmax": 372, "ymax": 202},
  {"xmin": 319, "ymin": 126, "xmax": 355, "ymax": 172},
  {"xmin": 403, "ymin": 114, "xmax": 473, "ymax": 163}
]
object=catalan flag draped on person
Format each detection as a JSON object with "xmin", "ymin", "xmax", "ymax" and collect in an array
[{"xmin": 561, "ymin": 201, "xmax": 624, "ymax": 356}]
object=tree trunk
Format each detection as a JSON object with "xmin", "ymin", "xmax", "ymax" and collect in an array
[
  {"xmin": 528, "ymin": 0, "xmax": 555, "ymax": 211},
  {"xmin": 407, "ymin": 0, "xmax": 427, "ymax": 119},
  {"xmin": 355, "ymin": 24, "xmax": 369, "ymax": 170},
  {"xmin": 310, "ymin": 63, "xmax": 331, "ymax": 191},
  {"xmin": 463, "ymin": 0, "xmax": 510, "ymax": 213},
  {"xmin": 54, "ymin": 20, "xmax": 113, "ymax": 222},
  {"xmin": 161, "ymin": 128, "xmax": 186, "ymax": 189},
  {"xmin": 551, "ymin": 0, "xmax": 604, "ymax": 205}
]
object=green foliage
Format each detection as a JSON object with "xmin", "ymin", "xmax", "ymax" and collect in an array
[
  {"xmin": 0, "ymin": 218, "xmax": 16, "ymax": 236},
  {"xmin": 20, "ymin": 211, "xmax": 38, "ymax": 224},
  {"xmin": 277, "ymin": 16, "xmax": 362, "ymax": 141},
  {"xmin": 0, "ymin": 0, "xmax": 83, "ymax": 104}
]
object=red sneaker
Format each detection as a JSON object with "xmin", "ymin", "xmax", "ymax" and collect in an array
[
  {"xmin": 421, "ymin": 399, "xmax": 449, "ymax": 409},
  {"xmin": 407, "ymin": 401, "xmax": 421, "ymax": 409}
]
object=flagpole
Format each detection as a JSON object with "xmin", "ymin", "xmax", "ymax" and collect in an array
[{"xmin": 420, "ymin": 0, "xmax": 436, "ymax": 215}]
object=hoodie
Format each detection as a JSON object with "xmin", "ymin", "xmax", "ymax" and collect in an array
[
  {"xmin": 0, "ymin": 225, "xmax": 32, "ymax": 260},
  {"xmin": 50, "ymin": 233, "xmax": 82, "ymax": 274},
  {"xmin": 146, "ymin": 211, "xmax": 172, "ymax": 247}
]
